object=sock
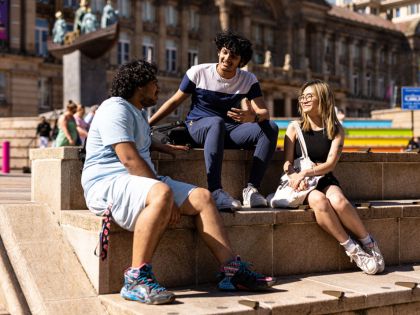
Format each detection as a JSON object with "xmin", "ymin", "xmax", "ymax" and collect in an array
[
  {"xmin": 340, "ymin": 237, "xmax": 357, "ymax": 253},
  {"xmin": 359, "ymin": 234, "xmax": 373, "ymax": 246}
]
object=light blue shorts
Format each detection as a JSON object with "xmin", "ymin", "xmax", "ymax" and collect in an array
[{"xmin": 85, "ymin": 174, "xmax": 196, "ymax": 231}]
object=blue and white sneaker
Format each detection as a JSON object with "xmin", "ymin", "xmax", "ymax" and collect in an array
[
  {"xmin": 120, "ymin": 264, "xmax": 175, "ymax": 305},
  {"xmin": 217, "ymin": 256, "xmax": 277, "ymax": 291}
]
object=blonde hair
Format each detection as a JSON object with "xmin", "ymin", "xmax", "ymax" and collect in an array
[
  {"xmin": 298, "ymin": 79, "xmax": 339, "ymax": 140},
  {"xmin": 66, "ymin": 100, "xmax": 77, "ymax": 112}
]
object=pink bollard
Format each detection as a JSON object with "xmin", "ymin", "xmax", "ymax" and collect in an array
[{"xmin": 2, "ymin": 141, "xmax": 10, "ymax": 173}]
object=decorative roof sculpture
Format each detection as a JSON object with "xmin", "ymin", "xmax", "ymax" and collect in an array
[{"xmin": 48, "ymin": 0, "xmax": 119, "ymax": 59}]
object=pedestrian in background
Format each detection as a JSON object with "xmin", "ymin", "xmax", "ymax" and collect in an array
[
  {"xmin": 36, "ymin": 116, "xmax": 51, "ymax": 148},
  {"xmin": 55, "ymin": 101, "xmax": 78, "ymax": 147}
]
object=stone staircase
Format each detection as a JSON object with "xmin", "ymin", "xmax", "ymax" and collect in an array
[
  {"xmin": 0, "ymin": 117, "xmax": 41, "ymax": 171},
  {"xmin": 1, "ymin": 147, "xmax": 420, "ymax": 314}
]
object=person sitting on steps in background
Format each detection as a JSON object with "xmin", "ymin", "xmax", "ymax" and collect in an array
[
  {"xmin": 282, "ymin": 79, "xmax": 385, "ymax": 275},
  {"xmin": 149, "ymin": 30, "xmax": 279, "ymax": 211},
  {"xmin": 81, "ymin": 59, "xmax": 277, "ymax": 305}
]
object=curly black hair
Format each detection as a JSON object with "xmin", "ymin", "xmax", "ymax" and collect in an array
[
  {"xmin": 111, "ymin": 59, "xmax": 157, "ymax": 99},
  {"xmin": 214, "ymin": 30, "xmax": 253, "ymax": 67}
]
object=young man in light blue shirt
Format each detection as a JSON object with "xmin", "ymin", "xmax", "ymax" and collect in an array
[{"xmin": 81, "ymin": 60, "xmax": 276, "ymax": 305}]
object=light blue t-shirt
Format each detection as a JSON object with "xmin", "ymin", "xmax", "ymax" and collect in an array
[{"xmin": 81, "ymin": 97, "xmax": 157, "ymax": 194}]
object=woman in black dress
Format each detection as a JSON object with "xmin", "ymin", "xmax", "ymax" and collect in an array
[{"xmin": 283, "ymin": 79, "xmax": 384, "ymax": 275}]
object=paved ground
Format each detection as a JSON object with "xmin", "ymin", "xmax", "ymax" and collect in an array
[{"xmin": 0, "ymin": 172, "xmax": 31, "ymax": 204}]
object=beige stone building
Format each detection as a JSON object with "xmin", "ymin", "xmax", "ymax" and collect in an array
[{"xmin": 0, "ymin": 0, "xmax": 419, "ymax": 119}]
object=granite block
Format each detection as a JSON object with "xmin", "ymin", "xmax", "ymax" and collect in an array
[{"xmin": 273, "ymin": 222, "xmax": 340, "ymax": 275}]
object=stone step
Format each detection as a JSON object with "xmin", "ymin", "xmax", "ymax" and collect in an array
[
  {"xmin": 0, "ymin": 147, "xmax": 30, "ymax": 158},
  {"xmin": 0, "ymin": 137, "xmax": 37, "ymax": 148},
  {"xmin": 0, "ymin": 157, "xmax": 31, "ymax": 170},
  {"xmin": 60, "ymin": 202, "xmax": 420, "ymax": 295},
  {"xmin": 0, "ymin": 203, "xmax": 107, "ymax": 314},
  {"xmin": 0, "ymin": 128, "xmax": 37, "ymax": 138},
  {"xmin": 0, "ymin": 117, "xmax": 43, "ymax": 129},
  {"xmin": 99, "ymin": 264, "xmax": 420, "ymax": 315},
  {"xmin": 30, "ymin": 148, "xmax": 420, "ymax": 212}
]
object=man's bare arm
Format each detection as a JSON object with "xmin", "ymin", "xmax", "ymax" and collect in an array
[{"xmin": 113, "ymin": 142, "xmax": 156, "ymax": 179}]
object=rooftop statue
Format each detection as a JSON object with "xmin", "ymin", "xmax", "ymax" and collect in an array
[
  {"xmin": 101, "ymin": 0, "xmax": 119, "ymax": 28},
  {"xmin": 81, "ymin": 8, "xmax": 98, "ymax": 34},
  {"xmin": 48, "ymin": 0, "xmax": 119, "ymax": 59},
  {"xmin": 74, "ymin": 0, "xmax": 89, "ymax": 33},
  {"xmin": 52, "ymin": 11, "xmax": 67, "ymax": 44}
]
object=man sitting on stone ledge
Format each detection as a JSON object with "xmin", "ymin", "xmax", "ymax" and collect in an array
[{"xmin": 81, "ymin": 59, "xmax": 276, "ymax": 305}]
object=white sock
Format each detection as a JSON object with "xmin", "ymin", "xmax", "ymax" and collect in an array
[
  {"xmin": 359, "ymin": 234, "xmax": 373, "ymax": 246},
  {"xmin": 340, "ymin": 237, "xmax": 357, "ymax": 253}
]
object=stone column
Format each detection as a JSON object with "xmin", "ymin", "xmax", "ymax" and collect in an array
[
  {"xmin": 265, "ymin": 92, "xmax": 274, "ymax": 118},
  {"xmin": 242, "ymin": 7, "xmax": 252, "ymax": 39},
  {"xmin": 360, "ymin": 41, "xmax": 368, "ymax": 96},
  {"xmin": 217, "ymin": 1, "xmax": 231, "ymax": 30},
  {"xmin": 284, "ymin": 93, "xmax": 292, "ymax": 118},
  {"xmin": 9, "ymin": 0, "xmax": 21, "ymax": 52},
  {"xmin": 134, "ymin": 1, "xmax": 143, "ymax": 58},
  {"xmin": 180, "ymin": 6, "xmax": 189, "ymax": 71},
  {"xmin": 25, "ymin": 0, "xmax": 35, "ymax": 53},
  {"xmin": 314, "ymin": 28, "xmax": 324, "ymax": 74},
  {"xmin": 297, "ymin": 24, "xmax": 306, "ymax": 70},
  {"xmin": 63, "ymin": 50, "xmax": 107, "ymax": 107},
  {"xmin": 348, "ymin": 39, "xmax": 354, "ymax": 94},
  {"xmin": 334, "ymin": 36, "xmax": 341, "ymax": 76},
  {"xmin": 374, "ymin": 46, "xmax": 381, "ymax": 97},
  {"xmin": 158, "ymin": 4, "xmax": 167, "ymax": 72}
]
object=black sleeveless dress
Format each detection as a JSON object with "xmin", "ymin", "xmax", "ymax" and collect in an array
[{"xmin": 294, "ymin": 128, "xmax": 340, "ymax": 191}]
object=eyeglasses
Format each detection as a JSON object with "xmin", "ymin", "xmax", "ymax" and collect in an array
[{"xmin": 298, "ymin": 93, "xmax": 314, "ymax": 103}]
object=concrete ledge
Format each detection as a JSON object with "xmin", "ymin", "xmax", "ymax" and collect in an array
[
  {"xmin": 99, "ymin": 264, "xmax": 420, "ymax": 315},
  {"xmin": 30, "ymin": 147, "xmax": 420, "ymax": 214},
  {"xmin": 61, "ymin": 203, "xmax": 420, "ymax": 294}
]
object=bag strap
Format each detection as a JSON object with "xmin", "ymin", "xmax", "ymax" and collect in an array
[
  {"xmin": 94, "ymin": 204, "xmax": 112, "ymax": 261},
  {"xmin": 291, "ymin": 121, "xmax": 309, "ymax": 159}
]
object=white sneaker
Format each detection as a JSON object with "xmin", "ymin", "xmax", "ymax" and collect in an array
[
  {"xmin": 346, "ymin": 244, "xmax": 379, "ymax": 275},
  {"xmin": 363, "ymin": 240, "xmax": 385, "ymax": 273},
  {"xmin": 212, "ymin": 189, "xmax": 242, "ymax": 211},
  {"xmin": 243, "ymin": 186, "xmax": 268, "ymax": 208}
]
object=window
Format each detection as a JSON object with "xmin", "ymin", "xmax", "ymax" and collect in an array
[
  {"xmin": 165, "ymin": 40, "xmax": 177, "ymax": 72},
  {"xmin": 63, "ymin": 0, "xmax": 78, "ymax": 8},
  {"xmin": 253, "ymin": 24, "xmax": 262, "ymax": 44},
  {"xmin": 253, "ymin": 53, "xmax": 264, "ymax": 64},
  {"xmin": 352, "ymin": 44, "xmax": 360, "ymax": 62},
  {"xmin": 188, "ymin": 49, "xmax": 198, "ymax": 68},
  {"xmin": 118, "ymin": 0, "xmax": 130, "ymax": 18},
  {"xmin": 338, "ymin": 41, "xmax": 346, "ymax": 58},
  {"xmin": 366, "ymin": 73, "xmax": 372, "ymax": 97},
  {"xmin": 118, "ymin": 33, "xmax": 130, "ymax": 65},
  {"xmin": 142, "ymin": 1, "xmax": 155, "ymax": 22},
  {"xmin": 35, "ymin": 18, "xmax": 49, "ymax": 57},
  {"xmin": 377, "ymin": 77, "xmax": 384, "ymax": 98},
  {"xmin": 90, "ymin": 0, "xmax": 103, "ymax": 13},
  {"xmin": 0, "ymin": 72, "xmax": 6, "ymax": 105},
  {"xmin": 408, "ymin": 4, "xmax": 419, "ymax": 15},
  {"xmin": 379, "ymin": 49, "xmax": 385, "ymax": 64},
  {"xmin": 38, "ymin": 78, "xmax": 51, "ymax": 111},
  {"xmin": 264, "ymin": 28, "xmax": 273, "ymax": 47},
  {"xmin": 366, "ymin": 46, "xmax": 372, "ymax": 61},
  {"xmin": 165, "ymin": 5, "xmax": 178, "ymax": 26},
  {"xmin": 395, "ymin": 8, "xmax": 400, "ymax": 17},
  {"xmin": 37, "ymin": 0, "xmax": 50, "ymax": 3},
  {"xmin": 142, "ymin": 36, "xmax": 154, "ymax": 62},
  {"xmin": 189, "ymin": 9, "xmax": 199, "ymax": 31},
  {"xmin": 352, "ymin": 73, "xmax": 359, "ymax": 95}
]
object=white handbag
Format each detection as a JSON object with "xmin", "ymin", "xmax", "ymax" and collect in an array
[{"xmin": 268, "ymin": 121, "xmax": 324, "ymax": 208}]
